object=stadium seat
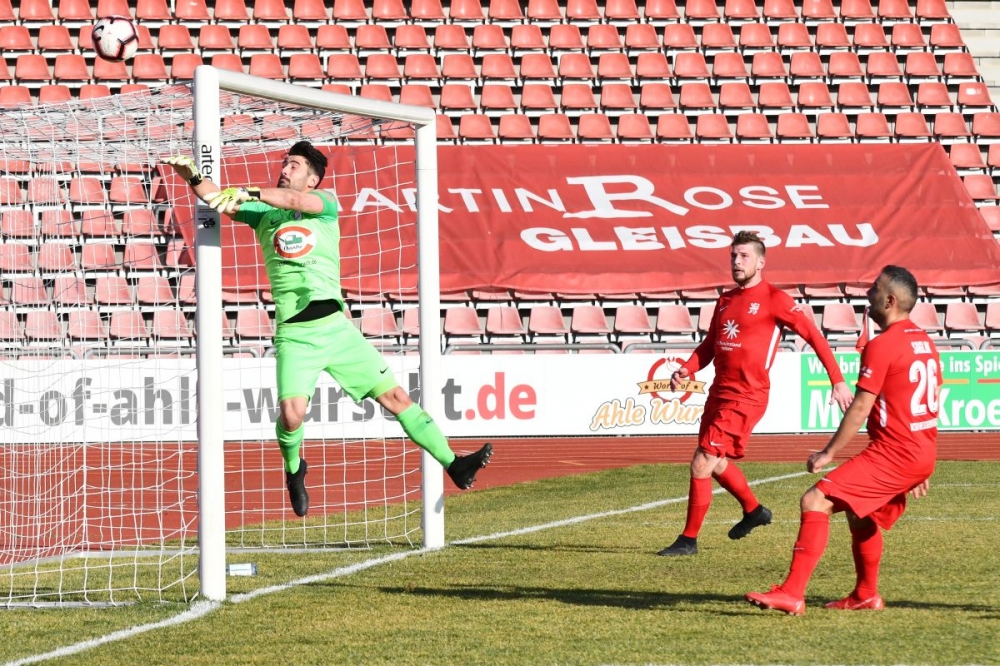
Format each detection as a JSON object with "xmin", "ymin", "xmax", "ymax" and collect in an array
[
  {"xmin": 210, "ymin": 54, "xmax": 244, "ymax": 74},
  {"xmin": 617, "ymin": 114, "xmax": 655, "ymax": 142},
  {"xmin": 16, "ymin": 54, "xmax": 52, "ymax": 85},
  {"xmin": 776, "ymin": 22, "xmax": 812, "ymax": 50},
  {"xmin": 27, "ymin": 177, "xmax": 65, "ymax": 205},
  {"xmin": 403, "ymin": 54, "xmax": 442, "ymax": 85},
  {"xmin": 238, "ymin": 24, "xmax": 276, "ymax": 54},
  {"xmin": 325, "ymin": 54, "xmax": 363, "ymax": 84},
  {"xmin": 775, "ymin": 113, "xmax": 813, "ymax": 142},
  {"xmin": 752, "ymin": 51, "xmax": 788, "ymax": 82},
  {"xmin": 929, "ymin": 23, "xmax": 965, "ymax": 50},
  {"xmin": 18, "ymin": 0, "xmax": 56, "ymax": 23},
  {"xmin": 588, "ymin": 24, "xmax": 624, "ymax": 52},
  {"xmin": 639, "ymin": 83, "xmax": 677, "ymax": 112},
  {"xmin": 122, "ymin": 210, "xmax": 162, "ymax": 239},
  {"xmin": 816, "ymin": 112, "xmax": 855, "ymax": 142},
  {"xmin": 439, "ymin": 53, "xmax": 477, "ymax": 83},
  {"xmin": 601, "ymin": 83, "xmax": 638, "ymax": 114},
  {"xmin": 789, "ymin": 51, "xmax": 827, "ymax": 84},
  {"xmin": 736, "ymin": 113, "xmax": 774, "ymax": 142},
  {"xmin": 79, "ymin": 210, "xmax": 119, "ymax": 241},
  {"xmin": 612, "ymin": 304, "xmax": 654, "ymax": 348},
  {"xmin": 38, "ymin": 84, "xmax": 72, "ymax": 104},
  {"xmin": 313, "ymin": 25, "xmax": 351, "ymax": 56},
  {"xmin": 964, "ymin": 175, "xmax": 1000, "ymax": 202},
  {"xmin": 477, "ymin": 25, "xmax": 513, "ymax": 56},
  {"xmin": 174, "ymin": 0, "xmax": 210, "ymax": 20},
  {"xmin": 605, "ymin": 0, "xmax": 641, "ymax": 22},
  {"xmin": 821, "ymin": 303, "xmax": 861, "ymax": 336},
  {"xmin": 132, "ymin": 54, "xmax": 170, "ymax": 81},
  {"xmin": 866, "ymin": 52, "xmax": 903, "ymax": 84},
  {"xmin": 93, "ymin": 56, "xmax": 129, "ymax": 82},
  {"xmin": 957, "ymin": 83, "xmax": 994, "ymax": 114},
  {"xmin": 214, "ymin": 0, "xmax": 251, "ymax": 24},
  {"xmin": 53, "ymin": 276, "xmax": 91, "ymax": 306},
  {"xmin": 254, "ymin": 0, "xmax": 290, "ymax": 22},
  {"xmin": 410, "ymin": 0, "xmax": 445, "ymax": 22},
  {"xmin": 24, "ymin": 311, "xmax": 63, "ymax": 344},
  {"xmin": 38, "ymin": 25, "xmax": 74, "ymax": 53},
  {"xmin": 443, "ymin": 306, "xmax": 484, "ymax": 343},
  {"xmin": 458, "ymin": 114, "xmax": 496, "ymax": 143},
  {"xmin": 577, "ymin": 113, "xmax": 616, "ymax": 142},
  {"xmin": 877, "ymin": 81, "xmax": 915, "ymax": 112},
  {"xmin": 696, "ymin": 114, "xmax": 734, "ymax": 142},
  {"xmin": 816, "ymin": 23, "xmax": 851, "ymax": 52},
  {"xmin": 537, "ymin": 113, "xmax": 575, "ymax": 141},
  {"xmin": 662, "ymin": 23, "xmax": 699, "ymax": 52},
  {"xmin": 656, "ymin": 114, "xmax": 695, "ymax": 142},
  {"xmin": 68, "ymin": 177, "xmax": 107, "ymax": 206},
  {"xmin": 562, "ymin": 83, "xmax": 599, "ymax": 113},
  {"xmin": 685, "ymin": 0, "xmax": 721, "ymax": 23},
  {"xmin": 80, "ymin": 243, "xmax": 118, "ymax": 276},
  {"xmin": 903, "ymin": 52, "xmax": 942, "ymax": 84},
  {"xmin": 894, "ymin": 113, "xmax": 933, "ymax": 141},
  {"xmin": 680, "ymin": 82, "xmax": 717, "ymax": 113},
  {"xmin": 739, "ymin": 22, "xmax": 776, "ymax": 52},
  {"xmin": 11, "ymin": 277, "xmax": 49, "ymax": 307},
  {"xmin": 1, "ymin": 210, "xmax": 35, "ymax": 239},
  {"xmin": 972, "ymin": 113, "xmax": 1000, "ymax": 142},
  {"xmin": 498, "ymin": 114, "xmax": 536, "ymax": 142},
  {"xmin": 0, "ymin": 25, "xmax": 35, "ymax": 53},
  {"xmin": 713, "ymin": 52, "xmax": 750, "ymax": 81},
  {"xmin": 95, "ymin": 276, "xmax": 133, "ymax": 306},
  {"xmin": 635, "ymin": 53, "xmax": 672, "ymax": 83},
  {"xmin": 837, "ymin": 82, "xmax": 876, "ymax": 112},
  {"xmin": 720, "ymin": 81, "xmax": 755, "ymax": 112},
  {"xmin": 944, "ymin": 302, "xmax": 984, "ymax": 335},
  {"xmin": 449, "ymin": 0, "xmax": 485, "ymax": 23},
  {"xmin": 855, "ymin": 112, "xmax": 893, "ymax": 141},
  {"xmin": 759, "ymin": 81, "xmax": 796, "ymax": 114},
  {"xmin": 522, "ymin": 83, "xmax": 558, "ymax": 114},
  {"xmin": 79, "ymin": 84, "xmax": 112, "ymax": 99},
  {"xmin": 943, "ymin": 53, "xmax": 979, "ymax": 84},
  {"xmin": 909, "ymin": 302, "xmax": 944, "ymax": 335},
  {"xmin": 246, "ymin": 54, "xmax": 283, "ymax": 80},
  {"xmin": 287, "ymin": 53, "xmax": 324, "ymax": 82},
  {"xmin": 124, "ymin": 241, "xmax": 163, "ymax": 274},
  {"xmin": 985, "ymin": 302, "xmax": 1000, "ymax": 336},
  {"xmin": 673, "ymin": 52, "xmax": 711, "ymax": 80},
  {"xmin": 0, "ymin": 177, "xmax": 24, "ymax": 206},
  {"xmin": 656, "ymin": 304, "xmax": 698, "ymax": 339},
  {"xmin": 701, "ymin": 23, "xmax": 737, "ymax": 52},
  {"xmin": 916, "ymin": 82, "xmax": 954, "ymax": 113},
  {"xmin": 388, "ymin": 25, "xmax": 428, "ymax": 55},
  {"xmin": 557, "ymin": 53, "xmax": 595, "ymax": 83},
  {"xmin": 36, "ymin": 241, "xmax": 76, "ymax": 273},
  {"xmin": 854, "ymin": 23, "xmax": 890, "ymax": 53},
  {"xmin": 624, "ymin": 24, "xmax": 660, "ymax": 55},
  {"xmin": 0, "ymin": 243, "xmax": 32, "ymax": 273},
  {"xmin": 989, "ymin": 144, "xmax": 1000, "ymax": 173},
  {"xmin": 566, "ymin": 0, "xmax": 602, "ymax": 23},
  {"xmin": 170, "ymin": 54, "xmax": 204, "ymax": 80},
  {"xmin": 108, "ymin": 311, "xmax": 149, "ymax": 344},
  {"xmin": 359, "ymin": 307, "xmax": 402, "ymax": 342},
  {"xmin": 948, "ymin": 143, "xmax": 987, "ymax": 172},
  {"xmin": 798, "ymin": 81, "xmax": 835, "ymax": 112},
  {"xmin": 527, "ymin": 305, "xmax": 570, "ymax": 341},
  {"xmin": 485, "ymin": 306, "xmax": 526, "ymax": 341},
  {"xmin": 934, "ymin": 112, "xmax": 972, "ymax": 141},
  {"xmin": 433, "ymin": 25, "xmax": 470, "ymax": 56},
  {"xmin": 570, "ymin": 305, "xmax": 612, "ymax": 342},
  {"xmin": 762, "ymin": 0, "xmax": 797, "ymax": 21},
  {"xmin": 365, "ymin": 54, "xmax": 402, "ymax": 85}
]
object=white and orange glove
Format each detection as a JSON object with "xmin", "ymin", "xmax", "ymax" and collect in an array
[{"xmin": 203, "ymin": 187, "xmax": 261, "ymax": 214}]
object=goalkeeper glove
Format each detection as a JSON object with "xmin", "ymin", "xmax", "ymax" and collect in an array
[
  {"xmin": 163, "ymin": 155, "xmax": 205, "ymax": 186},
  {"xmin": 203, "ymin": 187, "xmax": 262, "ymax": 214}
]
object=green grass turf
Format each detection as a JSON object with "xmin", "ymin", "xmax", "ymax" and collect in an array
[{"xmin": 2, "ymin": 461, "xmax": 997, "ymax": 665}]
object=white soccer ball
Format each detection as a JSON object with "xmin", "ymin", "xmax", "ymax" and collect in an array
[{"xmin": 92, "ymin": 16, "xmax": 139, "ymax": 62}]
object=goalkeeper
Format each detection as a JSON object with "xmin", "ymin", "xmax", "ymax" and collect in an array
[{"xmin": 163, "ymin": 142, "xmax": 492, "ymax": 517}]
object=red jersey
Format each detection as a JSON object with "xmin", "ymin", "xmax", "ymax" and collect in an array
[
  {"xmin": 681, "ymin": 281, "xmax": 845, "ymax": 405},
  {"xmin": 855, "ymin": 318, "xmax": 941, "ymax": 461}
]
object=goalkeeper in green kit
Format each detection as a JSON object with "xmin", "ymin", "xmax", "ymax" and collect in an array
[{"xmin": 163, "ymin": 142, "xmax": 492, "ymax": 517}]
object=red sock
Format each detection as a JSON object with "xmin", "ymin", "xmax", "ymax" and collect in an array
[
  {"xmin": 781, "ymin": 511, "xmax": 830, "ymax": 598},
  {"xmin": 713, "ymin": 464, "xmax": 759, "ymax": 513},
  {"xmin": 681, "ymin": 477, "xmax": 713, "ymax": 539},
  {"xmin": 850, "ymin": 520, "xmax": 883, "ymax": 599}
]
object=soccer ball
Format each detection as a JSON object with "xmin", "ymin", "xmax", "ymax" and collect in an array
[{"xmin": 92, "ymin": 16, "xmax": 138, "ymax": 62}]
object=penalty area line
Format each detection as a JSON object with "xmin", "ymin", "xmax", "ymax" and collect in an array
[{"xmin": 5, "ymin": 470, "xmax": 809, "ymax": 666}]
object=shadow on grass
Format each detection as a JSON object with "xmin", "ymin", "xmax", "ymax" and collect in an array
[{"xmin": 365, "ymin": 583, "xmax": 744, "ymax": 611}]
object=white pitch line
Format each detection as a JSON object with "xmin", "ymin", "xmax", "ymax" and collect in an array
[{"xmin": 5, "ymin": 469, "xmax": 809, "ymax": 666}]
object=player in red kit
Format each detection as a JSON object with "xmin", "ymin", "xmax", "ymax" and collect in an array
[
  {"xmin": 659, "ymin": 231, "xmax": 852, "ymax": 556},
  {"xmin": 746, "ymin": 265, "xmax": 940, "ymax": 615}
]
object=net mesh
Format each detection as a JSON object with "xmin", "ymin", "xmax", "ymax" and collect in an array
[{"xmin": 0, "ymin": 84, "xmax": 423, "ymax": 605}]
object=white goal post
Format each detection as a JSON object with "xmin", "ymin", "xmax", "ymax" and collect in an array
[
  {"xmin": 0, "ymin": 67, "xmax": 443, "ymax": 606},
  {"xmin": 192, "ymin": 66, "xmax": 444, "ymax": 601}
]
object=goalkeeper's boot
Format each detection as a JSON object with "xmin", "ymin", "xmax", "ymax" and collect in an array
[
  {"xmin": 745, "ymin": 585, "xmax": 805, "ymax": 616},
  {"xmin": 286, "ymin": 458, "xmax": 309, "ymax": 517},
  {"xmin": 825, "ymin": 593, "xmax": 884, "ymax": 611},
  {"xmin": 728, "ymin": 504, "xmax": 773, "ymax": 540},
  {"xmin": 447, "ymin": 443, "xmax": 493, "ymax": 490},
  {"xmin": 657, "ymin": 535, "xmax": 698, "ymax": 556}
]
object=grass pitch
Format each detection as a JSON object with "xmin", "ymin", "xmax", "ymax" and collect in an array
[{"xmin": 2, "ymin": 461, "xmax": 997, "ymax": 666}]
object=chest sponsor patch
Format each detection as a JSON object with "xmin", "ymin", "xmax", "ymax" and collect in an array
[{"xmin": 274, "ymin": 225, "xmax": 315, "ymax": 259}]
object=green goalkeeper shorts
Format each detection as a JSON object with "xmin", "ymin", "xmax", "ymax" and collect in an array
[{"xmin": 274, "ymin": 311, "xmax": 397, "ymax": 404}]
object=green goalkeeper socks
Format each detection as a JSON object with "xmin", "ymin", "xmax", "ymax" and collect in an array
[
  {"xmin": 277, "ymin": 421, "xmax": 303, "ymax": 474},
  {"xmin": 397, "ymin": 404, "xmax": 456, "ymax": 468}
]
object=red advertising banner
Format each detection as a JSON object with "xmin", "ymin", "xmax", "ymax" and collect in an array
[{"xmin": 173, "ymin": 143, "xmax": 1000, "ymax": 293}]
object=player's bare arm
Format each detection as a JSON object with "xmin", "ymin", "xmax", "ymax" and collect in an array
[{"xmin": 807, "ymin": 389, "xmax": 877, "ymax": 473}]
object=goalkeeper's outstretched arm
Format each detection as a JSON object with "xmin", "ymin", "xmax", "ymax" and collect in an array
[{"xmin": 162, "ymin": 155, "xmax": 222, "ymax": 201}]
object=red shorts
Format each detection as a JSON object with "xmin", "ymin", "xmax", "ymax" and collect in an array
[
  {"xmin": 696, "ymin": 396, "xmax": 768, "ymax": 460},
  {"xmin": 817, "ymin": 446, "xmax": 935, "ymax": 530}
]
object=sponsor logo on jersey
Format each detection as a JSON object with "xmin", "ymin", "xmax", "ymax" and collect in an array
[
  {"xmin": 723, "ymin": 319, "xmax": 740, "ymax": 339},
  {"xmin": 274, "ymin": 225, "xmax": 316, "ymax": 259}
]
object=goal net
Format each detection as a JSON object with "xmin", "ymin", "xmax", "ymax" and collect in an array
[{"xmin": 0, "ymin": 68, "xmax": 442, "ymax": 606}]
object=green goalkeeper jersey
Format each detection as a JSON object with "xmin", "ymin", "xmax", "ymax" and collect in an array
[{"xmin": 234, "ymin": 190, "xmax": 343, "ymax": 325}]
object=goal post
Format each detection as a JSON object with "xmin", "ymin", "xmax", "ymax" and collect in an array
[
  {"xmin": 0, "ymin": 68, "xmax": 443, "ymax": 606},
  {"xmin": 192, "ymin": 66, "xmax": 444, "ymax": 601}
]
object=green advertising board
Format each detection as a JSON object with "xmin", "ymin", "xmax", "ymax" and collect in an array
[{"xmin": 801, "ymin": 350, "xmax": 1000, "ymax": 432}]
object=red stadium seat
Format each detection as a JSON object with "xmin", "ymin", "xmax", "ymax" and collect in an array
[
  {"xmin": 209, "ymin": 54, "xmax": 244, "ymax": 74},
  {"xmin": 440, "ymin": 84, "xmax": 477, "ymax": 114},
  {"xmin": 0, "ymin": 85, "xmax": 30, "ymax": 108},
  {"xmin": 624, "ymin": 24, "xmax": 660, "ymax": 55},
  {"xmin": 171, "ymin": 54, "xmax": 204, "ymax": 80},
  {"xmin": 498, "ymin": 114, "xmax": 536, "ymax": 142},
  {"xmin": 537, "ymin": 113, "xmax": 575, "ymax": 141},
  {"xmin": 577, "ymin": 113, "xmax": 616, "ymax": 141},
  {"xmin": 877, "ymin": 81, "xmax": 915, "ymax": 112},
  {"xmin": 37, "ymin": 242, "xmax": 77, "ymax": 273},
  {"xmin": 480, "ymin": 53, "xmax": 517, "ymax": 82},
  {"xmin": 821, "ymin": 303, "xmax": 861, "ymax": 336},
  {"xmin": 109, "ymin": 311, "xmax": 149, "ymax": 343},
  {"xmin": 680, "ymin": 82, "xmax": 717, "ymax": 112},
  {"xmin": 292, "ymin": 0, "xmax": 329, "ymax": 22},
  {"xmin": 0, "ymin": 25, "xmax": 35, "ymax": 53},
  {"xmin": 16, "ymin": 54, "xmax": 52, "ymax": 84},
  {"xmin": 701, "ymin": 22, "xmax": 737, "ymax": 52},
  {"xmin": 288, "ymin": 53, "xmax": 325, "ymax": 82},
  {"xmin": 656, "ymin": 304, "xmax": 697, "ymax": 338},
  {"xmin": 68, "ymin": 177, "xmax": 107, "ymax": 206},
  {"xmin": 175, "ymin": 0, "xmax": 211, "ymax": 21},
  {"xmin": 916, "ymin": 82, "xmax": 953, "ymax": 112},
  {"xmin": 570, "ymin": 305, "xmax": 612, "ymax": 342},
  {"xmin": 95, "ymin": 276, "xmax": 133, "ymax": 306},
  {"xmin": 566, "ymin": 0, "xmax": 601, "ymax": 23},
  {"xmin": 558, "ymin": 53, "xmax": 597, "ymax": 83},
  {"xmin": 837, "ymin": 82, "xmax": 876, "ymax": 112},
  {"xmin": 315, "ymin": 25, "xmax": 351, "ymax": 55},
  {"xmin": 934, "ymin": 112, "xmax": 972, "ymax": 141},
  {"xmin": 854, "ymin": 24, "xmax": 890, "ymax": 53},
  {"xmin": 53, "ymin": 276, "xmax": 91, "ymax": 306},
  {"xmin": 325, "ymin": 54, "xmax": 363, "ymax": 84},
  {"xmin": 1, "ymin": 210, "xmax": 34, "ymax": 239},
  {"xmin": 527, "ymin": 306, "xmax": 569, "ymax": 341},
  {"xmin": 403, "ymin": 54, "xmax": 441, "ymax": 84},
  {"xmin": 894, "ymin": 113, "xmax": 933, "ymax": 141},
  {"xmin": 662, "ymin": 23, "xmax": 699, "ymax": 52},
  {"xmin": 948, "ymin": 143, "xmax": 987, "ymax": 171},
  {"xmin": 355, "ymin": 24, "xmax": 391, "ymax": 53},
  {"xmin": 758, "ymin": 81, "xmax": 795, "ymax": 113},
  {"xmin": 24, "ymin": 311, "xmax": 63, "ymax": 344},
  {"xmin": 696, "ymin": 114, "xmax": 734, "ymax": 141},
  {"xmin": 0, "ymin": 244, "xmax": 33, "ymax": 273},
  {"xmin": 38, "ymin": 25, "xmax": 74, "ymax": 52},
  {"xmin": 214, "ymin": 0, "xmax": 251, "ymax": 23},
  {"xmin": 929, "ymin": 23, "xmax": 965, "ymax": 50},
  {"xmin": 27, "ymin": 177, "xmax": 65, "ymax": 205},
  {"xmin": 776, "ymin": 22, "xmax": 812, "ymax": 50},
  {"xmin": 601, "ymin": 83, "xmax": 638, "ymax": 113},
  {"xmin": 19, "ymin": 0, "xmax": 56, "ymax": 22},
  {"xmin": 866, "ymin": 52, "xmax": 903, "ymax": 83},
  {"xmin": 957, "ymin": 82, "xmax": 994, "ymax": 112},
  {"xmin": 80, "ymin": 243, "xmax": 118, "ymax": 275},
  {"xmin": 855, "ymin": 112, "xmax": 893, "ymax": 141},
  {"xmin": 673, "ymin": 52, "xmax": 711, "ymax": 80},
  {"xmin": 617, "ymin": 114, "xmax": 655, "ymax": 142},
  {"xmin": 133, "ymin": 54, "xmax": 170, "ymax": 81},
  {"xmin": 359, "ymin": 307, "xmax": 402, "ymax": 341},
  {"xmin": 972, "ymin": 113, "xmax": 1000, "ymax": 141},
  {"xmin": 394, "ymin": 24, "xmax": 431, "ymax": 53},
  {"xmin": 964, "ymin": 175, "xmax": 1000, "ymax": 202},
  {"xmin": 789, "ymin": 52, "xmax": 826, "ymax": 84},
  {"xmin": 238, "ymin": 24, "xmax": 275, "ymax": 53},
  {"xmin": 739, "ymin": 22, "xmax": 776, "ymax": 51},
  {"xmin": 526, "ymin": 0, "xmax": 562, "ymax": 22},
  {"xmin": 656, "ymin": 114, "xmax": 694, "ymax": 142},
  {"xmin": 588, "ymin": 24, "xmax": 624, "ymax": 51},
  {"xmin": 410, "ymin": 0, "xmax": 446, "ymax": 22},
  {"xmin": 797, "ymin": 81, "xmax": 834, "ymax": 112},
  {"xmin": 458, "ymin": 114, "xmax": 496, "ymax": 143},
  {"xmin": 485, "ymin": 306, "xmax": 526, "ymax": 341},
  {"xmin": 635, "ymin": 52, "xmax": 671, "ymax": 83},
  {"xmin": 638, "ymin": 83, "xmax": 677, "ymax": 112},
  {"xmin": 736, "ymin": 113, "xmax": 774, "ymax": 141},
  {"xmin": 816, "ymin": 113, "xmax": 855, "ymax": 141},
  {"xmin": 124, "ymin": 241, "xmax": 163, "ymax": 273},
  {"xmin": 776, "ymin": 113, "xmax": 814, "ymax": 141},
  {"xmin": 436, "ymin": 24, "xmax": 472, "ymax": 54},
  {"xmin": 66, "ymin": 311, "xmax": 108, "ymax": 343},
  {"xmin": 719, "ymin": 82, "xmax": 755, "ymax": 112},
  {"xmin": 725, "ymin": 0, "xmax": 760, "ymax": 21},
  {"xmin": 890, "ymin": 23, "xmax": 926, "ymax": 51},
  {"xmin": 944, "ymin": 302, "xmax": 984, "ymax": 335},
  {"xmin": 443, "ymin": 306, "xmax": 484, "ymax": 342},
  {"xmin": 815, "ymin": 23, "xmax": 851, "ymax": 52},
  {"xmin": 562, "ymin": 83, "xmax": 599, "ymax": 113},
  {"xmin": 909, "ymin": 302, "xmax": 944, "ymax": 335},
  {"xmin": 605, "ymin": 0, "xmax": 641, "ymax": 22},
  {"xmin": 644, "ymin": 0, "xmax": 680, "ymax": 22},
  {"xmin": 763, "ymin": 0, "xmax": 797, "ymax": 21},
  {"xmin": 942, "ymin": 52, "xmax": 979, "ymax": 83},
  {"xmin": 521, "ymin": 83, "xmax": 558, "ymax": 114},
  {"xmin": 481, "ymin": 84, "xmax": 517, "ymax": 115},
  {"xmin": 11, "ymin": 277, "xmax": 49, "ymax": 307},
  {"xmin": 713, "ymin": 52, "xmax": 750, "ymax": 81},
  {"xmin": 508, "ymin": 25, "xmax": 545, "ymax": 56}
]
